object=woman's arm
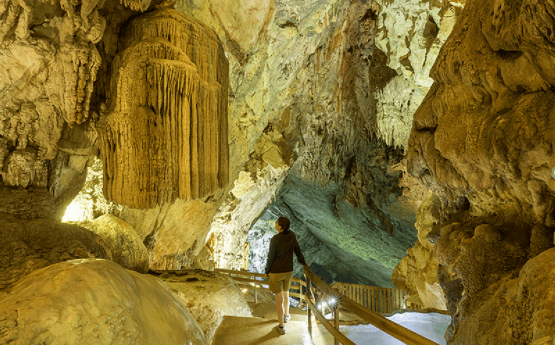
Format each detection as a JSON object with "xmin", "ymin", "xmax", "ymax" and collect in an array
[{"xmin": 265, "ymin": 237, "xmax": 277, "ymax": 274}]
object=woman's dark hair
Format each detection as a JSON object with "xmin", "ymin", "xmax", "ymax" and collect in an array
[{"xmin": 277, "ymin": 217, "xmax": 290, "ymax": 232}]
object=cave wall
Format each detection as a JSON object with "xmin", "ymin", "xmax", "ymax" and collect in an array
[
  {"xmin": 99, "ymin": 8, "xmax": 229, "ymax": 209},
  {"xmin": 1, "ymin": 0, "xmax": 462, "ymax": 292},
  {"xmin": 196, "ymin": 0, "xmax": 463, "ymax": 287},
  {"xmin": 111, "ymin": 0, "xmax": 463, "ymax": 280},
  {"xmin": 405, "ymin": 0, "xmax": 555, "ymax": 342}
]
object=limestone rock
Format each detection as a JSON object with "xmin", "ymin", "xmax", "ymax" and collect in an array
[
  {"xmin": 0, "ymin": 0, "xmax": 140, "ymax": 219},
  {"xmin": 120, "ymin": 198, "xmax": 221, "ymax": 271},
  {"xmin": 415, "ymin": 192, "xmax": 442, "ymax": 249},
  {"xmin": 176, "ymin": 0, "xmax": 427, "ymax": 287},
  {"xmin": 0, "ymin": 214, "xmax": 111, "ymax": 290},
  {"xmin": 62, "ymin": 157, "xmax": 124, "ymax": 222},
  {"xmin": 392, "ymin": 241, "xmax": 446, "ymax": 310},
  {"xmin": 405, "ymin": 0, "xmax": 555, "ymax": 339},
  {"xmin": 78, "ymin": 214, "xmax": 149, "ymax": 273},
  {"xmin": 0, "ymin": 259, "xmax": 206, "ymax": 345},
  {"xmin": 407, "ymin": 0, "xmax": 555, "ymax": 227},
  {"xmin": 448, "ymin": 248, "xmax": 555, "ymax": 344},
  {"xmin": 207, "ymin": 125, "xmax": 293, "ymax": 270},
  {"xmin": 392, "ymin": 193, "xmax": 446, "ymax": 310},
  {"xmin": 99, "ymin": 8, "xmax": 229, "ymax": 209},
  {"xmin": 373, "ymin": 0, "xmax": 465, "ymax": 147},
  {"xmin": 529, "ymin": 224, "xmax": 554, "ymax": 258},
  {"xmin": 157, "ymin": 270, "xmax": 251, "ymax": 343}
]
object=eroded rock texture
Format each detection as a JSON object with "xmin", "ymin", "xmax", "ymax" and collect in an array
[
  {"xmin": 405, "ymin": 0, "xmax": 555, "ymax": 342},
  {"xmin": 176, "ymin": 0, "xmax": 406, "ymax": 287},
  {"xmin": 392, "ymin": 193, "xmax": 447, "ymax": 310},
  {"xmin": 0, "ymin": 259, "xmax": 206, "ymax": 345},
  {"xmin": 99, "ymin": 8, "xmax": 229, "ymax": 209},
  {"xmin": 156, "ymin": 270, "xmax": 251, "ymax": 343},
  {"xmin": 408, "ymin": 0, "xmax": 555, "ymax": 226},
  {"xmin": 78, "ymin": 214, "xmax": 150, "ymax": 273},
  {"xmin": 373, "ymin": 0, "xmax": 465, "ymax": 146},
  {"xmin": 0, "ymin": 214, "xmax": 111, "ymax": 290},
  {"xmin": 0, "ymin": 0, "xmax": 167, "ymax": 219}
]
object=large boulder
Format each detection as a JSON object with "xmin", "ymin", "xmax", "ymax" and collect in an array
[
  {"xmin": 78, "ymin": 214, "xmax": 150, "ymax": 273},
  {"xmin": 0, "ymin": 214, "xmax": 111, "ymax": 290},
  {"xmin": 157, "ymin": 270, "xmax": 252, "ymax": 343},
  {"xmin": 0, "ymin": 259, "xmax": 206, "ymax": 345}
]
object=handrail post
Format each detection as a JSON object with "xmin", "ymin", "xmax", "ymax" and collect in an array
[
  {"xmin": 306, "ymin": 276, "xmax": 312, "ymax": 336},
  {"xmin": 334, "ymin": 304, "xmax": 339, "ymax": 345}
]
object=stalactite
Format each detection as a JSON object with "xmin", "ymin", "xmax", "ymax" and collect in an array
[{"xmin": 99, "ymin": 9, "xmax": 229, "ymax": 209}]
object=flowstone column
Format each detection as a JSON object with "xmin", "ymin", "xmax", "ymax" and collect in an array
[{"xmin": 100, "ymin": 8, "xmax": 229, "ymax": 209}]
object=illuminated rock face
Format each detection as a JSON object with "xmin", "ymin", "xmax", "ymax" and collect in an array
[
  {"xmin": 0, "ymin": 214, "xmax": 112, "ymax": 290},
  {"xmin": 78, "ymin": 214, "xmax": 150, "ymax": 273},
  {"xmin": 158, "ymin": 270, "xmax": 252, "ymax": 343},
  {"xmin": 100, "ymin": 8, "xmax": 229, "ymax": 209},
  {"xmin": 405, "ymin": 0, "xmax": 555, "ymax": 342},
  {"xmin": 392, "ymin": 193, "xmax": 447, "ymax": 310},
  {"xmin": 0, "ymin": 259, "xmax": 206, "ymax": 345}
]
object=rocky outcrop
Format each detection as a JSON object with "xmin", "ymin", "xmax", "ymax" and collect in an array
[
  {"xmin": 78, "ymin": 215, "xmax": 150, "ymax": 273},
  {"xmin": 207, "ymin": 124, "xmax": 293, "ymax": 269},
  {"xmin": 0, "ymin": 259, "xmax": 206, "ymax": 345},
  {"xmin": 406, "ymin": 0, "xmax": 555, "ymax": 341},
  {"xmin": 392, "ymin": 193, "xmax": 447, "ymax": 310},
  {"xmin": 157, "ymin": 270, "xmax": 251, "ymax": 343},
  {"xmin": 120, "ymin": 197, "xmax": 222, "ymax": 270},
  {"xmin": 373, "ymin": 0, "xmax": 465, "ymax": 147},
  {"xmin": 0, "ymin": 214, "xmax": 111, "ymax": 290},
  {"xmin": 62, "ymin": 157, "xmax": 123, "ymax": 222},
  {"xmin": 446, "ymin": 248, "xmax": 555, "ymax": 344},
  {"xmin": 0, "ymin": 0, "xmax": 132, "ymax": 219},
  {"xmin": 99, "ymin": 8, "xmax": 229, "ymax": 209},
  {"xmin": 408, "ymin": 0, "xmax": 555, "ymax": 226}
]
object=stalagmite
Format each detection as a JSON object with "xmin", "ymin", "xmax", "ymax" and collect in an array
[{"xmin": 99, "ymin": 8, "xmax": 229, "ymax": 209}]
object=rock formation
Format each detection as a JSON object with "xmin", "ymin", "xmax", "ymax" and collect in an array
[
  {"xmin": 405, "ymin": 0, "xmax": 555, "ymax": 342},
  {"xmin": 0, "ymin": 259, "xmax": 206, "ymax": 345},
  {"xmin": 0, "ymin": 214, "xmax": 111, "ymax": 290},
  {"xmin": 156, "ymin": 270, "xmax": 252, "ymax": 343},
  {"xmin": 373, "ymin": 0, "xmax": 465, "ymax": 147},
  {"xmin": 0, "ymin": 0, "xmax": 113, "ymax": 220},
  {"xmin": 99, "ymin": 8, "xmax": 229, "ymax": 209},
  {"xmin": 78, "ymin": 214, "xmax": 150, "ymax": 273},
  {"xmin": 392, "ymin": 193, "xmax": 447, "ymax": 310}
]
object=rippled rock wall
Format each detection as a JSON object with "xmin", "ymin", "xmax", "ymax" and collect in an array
[{"xmin": 405, "ymin": 0, "xmax": 555, "ymax": 342}]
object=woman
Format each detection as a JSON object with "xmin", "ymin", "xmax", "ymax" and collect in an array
[{"xmin": 265, "ymin": 217, "xmax": 306, "ymax": 335}]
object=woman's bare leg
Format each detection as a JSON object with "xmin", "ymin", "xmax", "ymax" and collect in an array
[
  {"xmin": 275, "ymin": 292, "xmax": 284, "ymax": 327},
  {"xmin": 283, "ymin": 291, "xmax": 290, "ymax": 318}
]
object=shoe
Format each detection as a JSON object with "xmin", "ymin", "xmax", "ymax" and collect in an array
[
  {"xmin": 275, "ymin": 325, "xmax": 285, "ymax": 335},
  {"xmin": 284, "ymin": 314, "xmax": 291, "ymax": 323}
]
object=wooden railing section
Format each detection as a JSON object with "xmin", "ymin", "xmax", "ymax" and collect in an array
[
  {"xmin": 214, "ymin": 267, "xmax": 437, "ymax": 345},
  {"xmin": 303, "ymin": 265, "xmax": 438, "ymax": 345},
  {"xmin": 331, "ymin": 282, "xmax": 421, "ymax": 314},
  {"xmin": 214, "ymin": 268, "xmax": 306, "ymax": 305}
]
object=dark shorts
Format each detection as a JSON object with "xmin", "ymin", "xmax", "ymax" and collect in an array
[{"xmin": 268, "ymin": 271, "xmax": 293, "ymax": 294}]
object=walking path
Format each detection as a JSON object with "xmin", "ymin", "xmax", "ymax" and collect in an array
[{"xmin": 213, "ymin": 301, "xmax": 335, "ymax": 345}]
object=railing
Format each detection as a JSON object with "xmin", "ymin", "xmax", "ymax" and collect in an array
[
  {"xmin": 214, "ymin": 268, "xmax": 306, "ymax": 305},
  {"xmin": 303, "ymin": 265, "xmax": 438, "ymax": 345},
  {"xmin": 331, "ymin": 282, "xmax": 421, "ymax": 314},
  {"xmin": 214, "ymin": 267, "xmax": 437, "ymax": 345}
]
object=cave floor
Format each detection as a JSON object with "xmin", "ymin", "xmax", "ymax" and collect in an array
[
  {"xmin": 213, "ymin": 289, "xmax": 372, "ymax": 344},
  {"xmin": 213, "ymin": 301, "xmax": 336, "ymax": 344}
]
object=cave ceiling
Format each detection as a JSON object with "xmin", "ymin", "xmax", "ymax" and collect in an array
[{"xmin": 0, "ymin": 0, "xmax": 464, "ymax": 286}]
